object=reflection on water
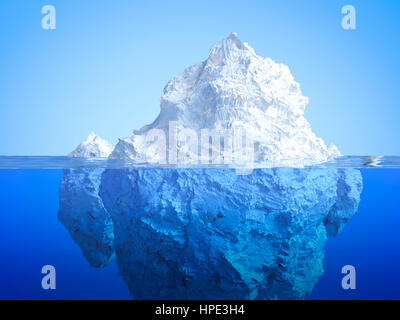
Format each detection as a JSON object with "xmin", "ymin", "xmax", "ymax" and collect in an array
[{"xmin": 58, "ymin": 168, "xmax": 362, "ymax": 300}]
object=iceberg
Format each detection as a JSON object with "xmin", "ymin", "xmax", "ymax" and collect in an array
[
  {"xmin": 111, "ymin": 32, "xmax": 340, "ymax": 166},
  {"xmin": 69, "ymin": 132, "xmax": 114, "ymax": 158},
  {"xmin": 58, "ymin": 34, "xmax": 363, "ymax": 299}
]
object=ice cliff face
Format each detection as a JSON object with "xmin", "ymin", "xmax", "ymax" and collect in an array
[
  {"xmin": 111, "ymin": 33, "xmax": 340, "ymax": 165},
  {"xmin": 58, "ymin": 133, "xmax": 115, "ymax": 267}
]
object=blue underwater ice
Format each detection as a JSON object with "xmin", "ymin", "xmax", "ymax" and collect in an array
[
  {"xmin": 1, "ymin": 164, "xmax": 400, "ymax": 299},
  {"xmin": 50, "ymin": 166, "xmax": 364, "ymax": 299}
]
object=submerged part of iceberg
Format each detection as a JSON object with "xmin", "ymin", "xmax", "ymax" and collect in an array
[
  {"xmin": 84, "ymin": 167, "xmax": 360, "ymax": 299},
  {"xmin": 111, "ymin": 33, "xmax": 340, "ymax": 165},
  {"xmin": 58, "ymin": 168, "xmax": 115, "ymax": 267},
  {"xmin": 58, "ymin": 133, "xmax": 115, "ymax": 267}
]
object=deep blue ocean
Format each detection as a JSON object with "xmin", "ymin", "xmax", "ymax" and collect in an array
[{"xmin": 0, "ymin": 165, "xmax": 399, "ymax": 300}]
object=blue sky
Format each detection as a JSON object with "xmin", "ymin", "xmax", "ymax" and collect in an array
[{"xmin": 0, "ymin": 0, "xmax": 399, "ymax": 155}]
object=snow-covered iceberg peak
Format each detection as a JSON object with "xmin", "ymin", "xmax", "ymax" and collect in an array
[
  {"xmin": 207, "ymin": 32, "xmax": 253, "ymax": 65},
  {"xmin": 69, "ymin": 132, "xmax": 113, "ymax": 158},
  {"xmin": 112, "ymin": 32, "xmax": 340, "ymax": 165}
]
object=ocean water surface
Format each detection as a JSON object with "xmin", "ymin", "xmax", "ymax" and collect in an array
[{"xmin": 0, "ymin": 156, "xmax": 399, "ymax": 300}]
